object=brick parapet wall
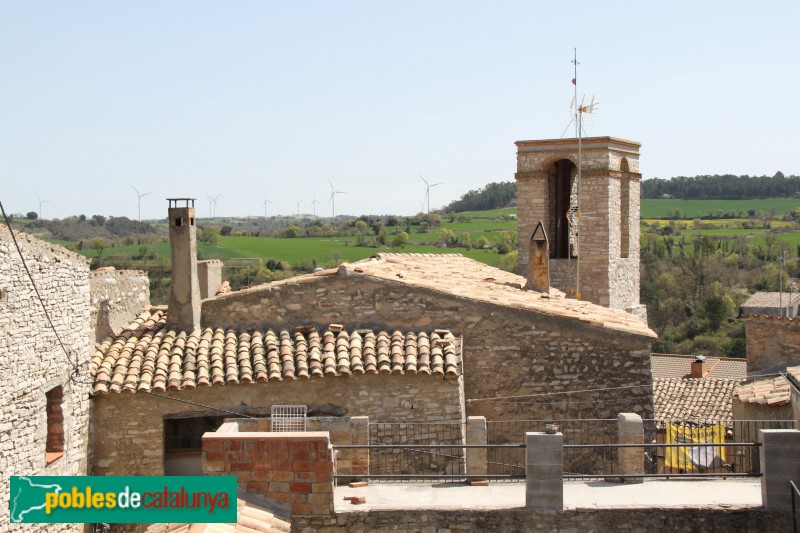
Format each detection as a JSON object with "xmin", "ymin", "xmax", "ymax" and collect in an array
[
  {"xmin": 744, "ymin": 315, "xmax": 800, "ymax": 372},
  {"xmin": 202, "ymin": 428, "xmax": 334, "ymax": 517},
  {"xmin": 0, "ymin": 226, "xmax": 92, "ymax": 532},
  {"xmin": 89, "ymin": 268, "xmax": 150, "ymax": 342}
]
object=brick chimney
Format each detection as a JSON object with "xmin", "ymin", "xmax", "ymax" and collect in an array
[
  {"xmin": 524, "ymin": 221, "xmax": 550, "ymax": 293},
  {"xmin": 167, "ymin": 198, "xmax": 201, "ymax": 330},
  {"xmin": 690, "ymin": 355, "xmax": 708, "ymax": 378}
]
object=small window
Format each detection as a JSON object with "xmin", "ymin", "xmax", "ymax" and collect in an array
[
  {"xmin": 175, "ymin": 218, "xmax": 183, "ymax": 227},
  {"xmin": 190, "ymin": 217, "xmax": 195, "ymax": 226},
  {"xmin": 164, "ymin": 416, "xmax": 225, "ymax": 455},
  {"xmin": 0, "ymin": 288, "xmax": 7, "ymax": 303},
  {"xmin": 45, "ymin": 387, "xmax": 64, "ymax": 464}
]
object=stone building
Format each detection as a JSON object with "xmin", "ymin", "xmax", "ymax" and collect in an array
[
  {"xmin": 740, "ymin": 291, "xmax": 800, "ymax": 318},
  {"xmin": 515, "ymin": 136, "xmax": 645, "ymax": 320},
  {"xmin": 0, "ymin": 226, "xmax": 93, "ymax": 532},
  {"xmin": 88, "ymin": 199, "xmax": 657, "ymax": 477},
  {"xmin": 743, "ymin": 314, "xmax": 800, "ymax": 373}
]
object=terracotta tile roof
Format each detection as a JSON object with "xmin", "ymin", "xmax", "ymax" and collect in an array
[
  {"xmin": 742, "ymin": 291, "xmax": 800, "ymax": 309},
  {"xmin": 219, "ymin": 253, "xmax": 656, "ymax": 338},
  {"xmin": 145, "ymin": 496, "xmax": 290, "ymax": 532},
  {"xmin": 650, "ymin": 353, "xmax": 747, "ymax": 380},
  {"xmin": 735, "ymin": 375, "xmax": 792, "ymax": 407},
  {"xmin": 653, "ymin": 378, "xmax": 740, "ymax": 423},
  {"xmin": 91, "ymin": 309, "xmax": 461, "ymax": 395}
]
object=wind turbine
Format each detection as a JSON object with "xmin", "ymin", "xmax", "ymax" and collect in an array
[
  {"xmin": 207, "ymin": 194, "xmax": 221, "ymax": 218},
  {"xmin": 261, "ymin": 192, "xmax": 273, "ymax": 218},
  {"xmin": 310, "ymin": 193, "xmax": 321, "ymax": 217},
  {"xmin": 35, "ymin": 193, "xmax": 50, "ymax": 220},
  {"xmin": 132, "ymin": 186, "xmax": 151, "ymax": 221},
  {"xmin": 328, "ymin": 180, "xmax": 345, "ymax": 219},
  {"xmin": 293, "ymin": 199, "xmax": 303, "ymax": 217},
  {"xmin": 419, "ymin": 175, "xmax": 443, "ymax": 214}
]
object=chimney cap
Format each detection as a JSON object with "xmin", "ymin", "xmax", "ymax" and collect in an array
[
  {"xmin": 694, "ymin": 355, "xmax": 706, "ymax": 363},
  {"xmin": 167, "ymin": 198, "xmax": 196, "ymax": 208}
]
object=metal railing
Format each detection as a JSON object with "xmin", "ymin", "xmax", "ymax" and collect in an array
[
  {"xmin": 562, "ymin": 442, "xmax": 762, "ymax": 479},
  {"xmin": 368, "ymin": 422, "xmax": 466, "ymax": 480},
  {"xmin": 332, "ymin": 443, "xmax": 525, "ymax": 482},
  {"xmin": 487, "ymin": 419, "xmax": 619, "ymax": 479},
  {"xmin": 791, "ymin": 480, "xmax": 799, "ymax": 533}
]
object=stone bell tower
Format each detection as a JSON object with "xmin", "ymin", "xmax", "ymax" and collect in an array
[
  {"xmin": 515, "ymin": 136, "xmax": 646, "ymax": 320},
  {"xmin": 167, "ymin": 198, "xmax": 202, "ymax": 330}
]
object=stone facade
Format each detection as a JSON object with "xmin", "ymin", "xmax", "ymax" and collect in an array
[
  {"xmin": 294, "ymin": 508, "xmax": 790, "ymax": 533},
  {"xmin": 202, "ymin": 267, "xmax": 655, "ymax": 425},
  {"xmin": 90, "ymin": 372, "xmax": 463, "ymax": 476},
  {"xmin": 744, "ymin": 315, "xmax": 800, "ymax": 372},
  {"xmin": 0, "ymin": 226, "xmax": 92, "ymax": 532},
  {"xmin": 515, "ymin": 137, "xmax": 644, "ymax": 319},
  {"xmin": 90, "ymin": 268, "xmax": 150, "ymax": 342}
]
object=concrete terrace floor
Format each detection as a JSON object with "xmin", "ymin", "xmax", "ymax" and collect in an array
[{"xmin": 334, "ymin": 479, "xmax": 762, "ymax": 513}]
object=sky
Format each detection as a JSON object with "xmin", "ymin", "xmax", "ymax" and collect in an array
[{"xmin": 1, "ymin": 1, "xmax": 799, "ymax": 220}]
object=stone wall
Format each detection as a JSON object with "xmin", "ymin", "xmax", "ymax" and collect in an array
[
  {"xmin": 90, "ymin": 372, "xmax": 463, "ymax": 476},
  {"xmin": 515, "ymin": 137, "xmax": 643, "ymax": 313},
  {"xmin": 89, "ymin": 268, "xmax": 150, "ymax": 342},
  {"xmin": 202, "ymin": 272, "xmax": 654, "ymax": 426},
  {"xmin": 0, "ymin": 226, "xmax": 92, "ymax": 532},
  {"xmin": 294, "ymin": 507, "xmax": 790, "ymax": 533},
  {"xmin": 744, "ymin": 315, "xmax": 800, "ymax": 372}
]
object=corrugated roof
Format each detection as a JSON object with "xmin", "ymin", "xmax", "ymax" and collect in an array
[
  {"xmin": 650, "ymin": 353, "xmax": 747, "ymax": 380},
  {"xmin": 90, "ymin": 309, "xmax": 461, "ymax": 395}
]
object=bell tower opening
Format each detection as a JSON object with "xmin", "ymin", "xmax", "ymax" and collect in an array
[{"xmin": 547, "ymin": 159, "xmax": 577, "ymax": 259}]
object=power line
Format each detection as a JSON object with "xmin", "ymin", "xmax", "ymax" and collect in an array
[
  {"xmin": 466, "ymin": 383, "xmax": 650, "ymax": 404},
  {"xmin": 0, "ymin": 200, "xmax": 80, "ymax": 377}
]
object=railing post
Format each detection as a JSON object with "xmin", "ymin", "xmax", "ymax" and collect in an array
[
  {"xmin": 466, "ymin": 416, "xmax": 487, "ymax": 479},
  {"xmin": 759, "ymin": 429, "xmax": 800, "ymax": 511},
  {"xmin": 351, "ymin": 416, "xmax": 369, "ymax": 479},
  {"xmin": 525, "ymin": 431, "xmax": 563, "ymax": 511},
  {"xmin": 617, "ymin": 412, "xmax": 644, "ymax": 483}
]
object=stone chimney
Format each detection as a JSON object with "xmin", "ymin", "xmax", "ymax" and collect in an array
[
  {"xmin": 524, "ymin": 221, "xmax": 550, "ymax": 293},
  {"xmin": 167, "ymin": 198, "xmax": 201, "ymax": 330},
  {"xmin": 197, "ymin": 259, "xmax": 223, "ymax": 299},
  {"xmin": 690, "ymin": 355, "xmax": 708, "ymax": 378}
]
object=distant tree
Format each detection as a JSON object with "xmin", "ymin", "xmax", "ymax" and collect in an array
[
  {"xmin": 26, "ymin": 211, "xmax": 38, "ymax": 220},
  {"xmin": 92, "ymin": 238, "xmax": 107, "ymax": 260},
  {"xmin": 283, "ymin": 225, "xmax": 301, "ymax": 238},
  {"xmin": 91, "ymin": 215, "xmax": 106, "ymax": 226},
  {"xmin": 391, "ymin": 231, "xmax": 409, "ymax": 250},
  {"xmin": 355, "ymin": 220, "xmax": 369, "ymax": 245},
  {"xmin": 220, "ymin": 225, "xmax": 233, "ymax": 236},
  {"xmin": 198, "ymin": 226, "xmax": 220, "ymax": 246}
]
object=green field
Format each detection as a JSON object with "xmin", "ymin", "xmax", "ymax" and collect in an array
[{"xmin": 641, "ymin": 198, "xmax": 800, "ymax": 219}]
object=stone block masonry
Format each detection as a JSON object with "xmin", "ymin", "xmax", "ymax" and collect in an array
[
  {"xmin": 744, "ymin": 315, "xmax": 800, "ymax": 372},
  {"xmin": 0, "ymin": 226, "xmax": 93, "ymax": 533},
  {"xmin": 89, "ymin": 268, "xmax": 150, "ymax": 343},
  {"xmin": 202, "ymin": 426, "xmax": 335, "ymax": 517}
]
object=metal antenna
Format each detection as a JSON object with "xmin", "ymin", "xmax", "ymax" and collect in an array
[
  {"xmin": 261, "ymin": 192, "xmax": 273, "ymax": 218},
  {"xmin": 328, "ymin": 179, "xmax": 345, "ymax": 219},
  {"xmin": 419, "ymin": 175, "xmax": 443, "ymax": 214},
  {"xmin": 310, "ymin": 193, "xmax": 321, "ymax": 217},
  {"xmin": 132, "ymin": 186, "xmax": 152, "ymax": 221},
  {"xmin": 35, "ymin": 193, "xmax": 50, "ymax": 220}
]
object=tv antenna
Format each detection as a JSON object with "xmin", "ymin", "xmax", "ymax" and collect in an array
[
  {"xmin": 261, "ymin": 192, "xmax": 273, "ymax": 218},
  {"xmin": 310, "ymin": 193, "xmax": 321, "ymax": 217},
  {"xmin": 35, "ymin": 193, "xmax": 50, "ymax": 220},
  {"xmin": 132, "ymin": 186, "xmax": 151, "ymax": 221},
  {"xmin": 328, "ymin": 179, "xmax": 345, "ymax": 218},
  {"xmin": 419, "ymin": 175, "xmax": 443, "ymax": 214},
  {"xmin": 563, "ymin": 48, "xmax": 599, "ymax": 300}
]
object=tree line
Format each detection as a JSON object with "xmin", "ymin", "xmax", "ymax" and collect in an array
[{"xmin": 641, "ymin": 172, "xmax": 800, "ymax": 199}]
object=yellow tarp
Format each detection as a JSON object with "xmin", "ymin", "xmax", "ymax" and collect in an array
[{"xmin": 664, "ymin": 424, "xmax": 727, "ymax": 471}]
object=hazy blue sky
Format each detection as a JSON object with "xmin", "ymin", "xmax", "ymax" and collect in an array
[{"xmin": 1, "ymin": 1, "xmax": 798, "ymax": 220}]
